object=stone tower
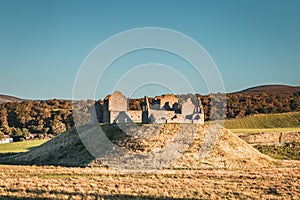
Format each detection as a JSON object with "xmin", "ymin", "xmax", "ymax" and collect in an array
[{"xmin": 142, "ymin": 96, "xmax": 150, "ymax": 124}]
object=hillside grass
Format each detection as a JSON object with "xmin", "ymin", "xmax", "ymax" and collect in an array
[
  {"xmin": 225, "ymin": 112, "xmax": 300, "ymax": 134},
  {"xmin": 0, "ymin": 139, "xmax": 48, "ymax": 153},
  {"xmin": 255, "ymin": 142, "xmax": 300, "ymax": 160}
]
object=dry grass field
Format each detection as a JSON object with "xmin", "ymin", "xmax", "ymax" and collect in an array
[
  {"xmin": 0, "ymin": 123, "xmax": 299, "ymax": 199},
  {"xmin": 0, "ymin": 164, "xmax": 299, "ymax": 200}
]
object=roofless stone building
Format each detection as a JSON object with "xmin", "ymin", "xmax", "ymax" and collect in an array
[{"xmin": 90, "ymin": 91, "xmax": 204, "ymax": 125}]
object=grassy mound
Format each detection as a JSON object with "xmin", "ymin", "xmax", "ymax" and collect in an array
[
  {"xmin": 174, "ymin": 127, "xmax": 279, "ymax": 169},
  {"xmin": 0, "ymin": 124, "xmax": 281, "ymax": 169}
]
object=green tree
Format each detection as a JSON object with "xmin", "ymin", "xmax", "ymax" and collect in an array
[
  {"xmin": 11, "ymin": 127, "xmax": 24, "ymax": 137},
  {"xmin": 50, "ymin": 119, "xmax": 66, "ymax": 135},
  {"xmin": 0, "ymin": 131, "xmax": 5, "ymax": 140}
]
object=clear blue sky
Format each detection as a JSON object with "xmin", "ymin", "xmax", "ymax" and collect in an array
[{"xmin": 0, "ymin": 0, "xmax": 299, "ymax": 99}]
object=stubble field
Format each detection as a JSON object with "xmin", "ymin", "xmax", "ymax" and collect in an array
[{"xmin": 0, "ymin": 164, "xmax": 299, "ymax": 199}]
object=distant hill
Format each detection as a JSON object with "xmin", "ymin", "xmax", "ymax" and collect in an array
[
  {"xmin": 237, "ymin": 85, "xmax": 300, "ymax": 94},
  {"xmin": 0, "ymin": 94, "xmax": 22, "ymax": 104}
]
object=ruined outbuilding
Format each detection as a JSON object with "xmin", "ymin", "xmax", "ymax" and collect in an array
[{"xmin": 91, "ymin": 91, "xmax": 204, "ymax": 125}]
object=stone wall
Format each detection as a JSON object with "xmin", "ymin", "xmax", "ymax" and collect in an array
[
  {"xmin": 239, "ymin": 132, "xmax": 281, "ymax": 144},
  {"xmin": 148, "ymin": 110, "xmax": 175, "ymax": 124},
  {"xmin": 109, "ymin": 110, "xmax": 143, "ymax": 124},
  {"xmin": 107, "ymin": 91, "xmax": 127, "ymax": 111},
  {"xmin": 153, "ymin": 94, "xmax": 178, "ymax": 110},
  {"xmin": 181, "ymin": 98, "xmax": 195, "ymax": 116},
  {"xmin": 281, "ymin": 131, "xmax": 300, "ymax": 142},
  {"xmin": 126, "ymin": 110, "xmax": 142, "ymax": 123},
  {"xmin": 109, "ymin": 111, "xmax": 130, "ymax": 124},
  {"xmin": 239, "ymin": 131, "xmax": 300, "ymax": 145},
  {"xmin": 167, "ymin": 114, "xmax": 183, "ymax": 123}
]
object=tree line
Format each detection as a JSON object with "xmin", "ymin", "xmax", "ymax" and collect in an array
[{"xmin": 0, "ymin": 92, "xmax": 300, "ymax": 139}]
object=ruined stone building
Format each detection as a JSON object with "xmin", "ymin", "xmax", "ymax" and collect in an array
[
  {"xmin": 90, "ymin": 91, "xmax": 204, "ymax": 125},
  {"xmin": 103, "ymin": 91, "xmax": 142, "ymax": 124}
]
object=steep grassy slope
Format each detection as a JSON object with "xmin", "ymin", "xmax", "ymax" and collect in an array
[{"xmin": 174, "ymin": 126, "xmax": 279, "ymax": 169}]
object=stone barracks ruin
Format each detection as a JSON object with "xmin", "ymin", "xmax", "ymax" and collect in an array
[{"xmin": 90, "ymin": 91, "xmax": 204, "ymax": 125}]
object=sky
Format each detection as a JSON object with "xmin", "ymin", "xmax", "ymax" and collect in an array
[{"xmin": 0, "ymin": 0, "xmax": 299, "ymax": 99}]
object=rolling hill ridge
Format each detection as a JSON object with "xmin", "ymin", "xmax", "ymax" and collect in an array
[
  {"xmin": 0, "ymin": 94, "xmax": 22, "ymax": 104},
  {"xmin": 237, "ymin": 84, "xmax": 300, "ymax": 94}
]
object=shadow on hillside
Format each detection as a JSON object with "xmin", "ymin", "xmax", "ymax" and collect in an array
[
  {"xmin": 0, "ymin": 128, "xmax": 97, "ymax": 167},
  {"xmin": 0, "ymin": 124, "xmax": 159, "ymax": 168},
  {"xmin": 0, "ymin": 152, "xmax": 19, "ymax": 158},
  {"xmin": 0, "ymin": 149, "xmax": 96, "ymax": 167}
]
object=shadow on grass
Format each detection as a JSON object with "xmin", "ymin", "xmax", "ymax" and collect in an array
[
  {"xmin": 0, "ymin": 188, "xmax": 199, "ymax": 200},
  {"xmin": 0, "ymin": 195, "xmax": 194, "ymax": 200},
  {"xmin": 27, "ymin": 145, "xmax": 41, "ymax": 151},
  {"xmin": 0, "ymin": 195, "xmax": 197, "ymax": 200}
]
